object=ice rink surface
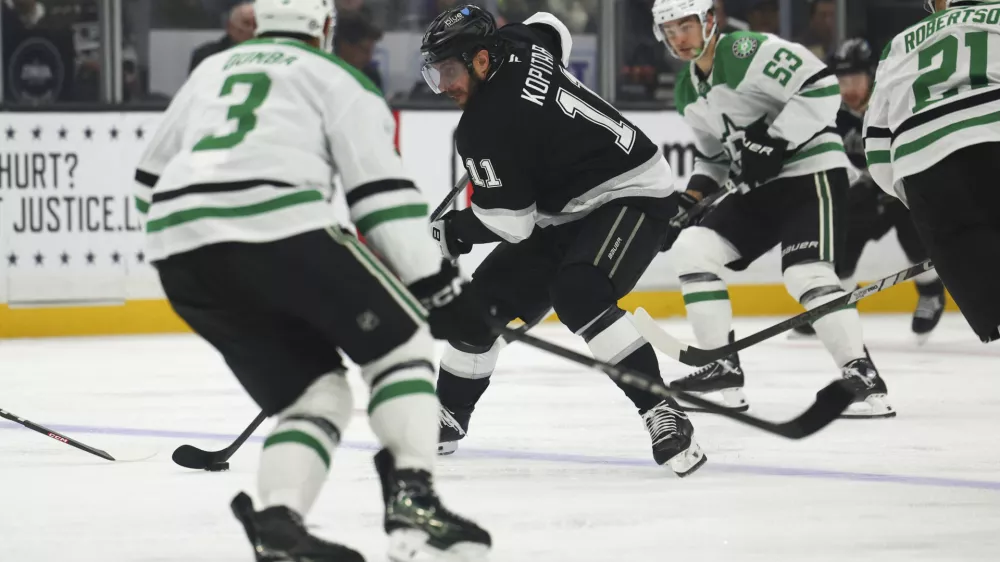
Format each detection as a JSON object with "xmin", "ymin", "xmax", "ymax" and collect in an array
[{"xmin": 1, "ymin": 313, "xmax": 998, "ymax": 562}]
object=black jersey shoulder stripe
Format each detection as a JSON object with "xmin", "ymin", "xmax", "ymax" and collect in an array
[
  {"xmin": 801, "ymin": 67, "xmax": 835, "ymax": 89},
  {"xmin": 894, "ymin": 87, "xmax": 1000, "ymax": 140},
  {"xmin": 864, "ymin": 126, "xmax": 892, "ymax": 139},
  {"xmin": 135, "ymin": 169, "xmax": 159, "ymax": 188},
  {"xmin": 345, "ymin": 179, "xmax": 418, "ymax": 208},
  {"xmin": 151, "ymin": 179, "xmax": 295, "ymax": 204}
]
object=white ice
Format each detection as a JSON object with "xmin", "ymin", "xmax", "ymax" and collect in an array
[{"xmin": 1, "ymin": 314, "xmax": 999, "ymax": 562}]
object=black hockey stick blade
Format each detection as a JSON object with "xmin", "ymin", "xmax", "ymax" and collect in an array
[
  {"xmin": 487, "ymin": 322, "xmax": 854, "ymax": 439},
  {"xmin": 0, "ymin": 408, "xmax": 115, "ymax": 461},
  {"xmin": 633, "ymin": 260, "xmax": 935, "ymax": 367},
  {"xmin": 172, "ymin": 411, "xmax": 268, "ymax": 470},
  {"xmin": 431, "ymin": 172, "xmax": 471, "ymax": 221}
]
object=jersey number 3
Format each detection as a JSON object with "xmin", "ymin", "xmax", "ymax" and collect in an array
[{"xmin": 193, "ymin": 72, "xmax": 272, "ymax": 152}]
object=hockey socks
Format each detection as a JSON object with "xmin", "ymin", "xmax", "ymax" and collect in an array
[
  {"xmin": 805, "ymin": 289, "xmax": 867, "ymax": 367},
  {"xmin": 368, "ymin": 363, "xmax": 439, "ymax": 472},
  {"xmin": 257, "ymin": 374, "xmax": 352, "ymax": 516},
  {"xmin": 583, "ymin": 307, "xmax": 665, "ymax": 411},
  {"xmin": 680, "ymin": 273, "xmax": 733, "ymax": 350}
]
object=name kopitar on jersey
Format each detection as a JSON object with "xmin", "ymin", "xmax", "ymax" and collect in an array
[{"xmin": 521, "ymin": 44, "xmax": 556, "ymax": 107}]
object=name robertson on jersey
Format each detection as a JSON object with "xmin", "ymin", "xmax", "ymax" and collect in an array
[{"xmin": 520, "ymin": 44, "xmax": 556, "ymax": 107}]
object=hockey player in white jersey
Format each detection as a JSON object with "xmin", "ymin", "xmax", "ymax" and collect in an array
[
  {"xmin": 134, "ymin": 0, "xmax": 491, "ymax": 560},
  {"xmin": 865, "ymin": 0, "xmax": 1000, "ymax": 343},
  {"xmin": 652, "ymin": 0, "xmax": 895, "ymax": 418}
]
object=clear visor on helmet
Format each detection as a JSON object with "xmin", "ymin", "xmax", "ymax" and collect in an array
[
  {"xmin": 420, "ymin": 58, "xmax": 469, "ymax": 94},
  {"xmin": 657, "ymin": 18, "xmax": 704, "ymax": 41}
]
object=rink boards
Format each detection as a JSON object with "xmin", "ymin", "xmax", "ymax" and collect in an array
[{"xmin": 0, "ymin": 112, "xmax": 956, "ymax": 338}]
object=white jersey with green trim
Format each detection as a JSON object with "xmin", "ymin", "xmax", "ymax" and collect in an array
[
  {"xmin": 134, "ymin": 37, "xmax": 439, "ymax": 284},
  {"xmin": 864, "ymin": 3, "xmax": 1000, "ymax": 200},
  {"xmin": 675, "ymin": 32, "xmax": 849, "ymax": 187}
]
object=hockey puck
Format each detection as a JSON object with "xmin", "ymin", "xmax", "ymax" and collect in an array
[{"xmin": 206, "ymin": 461, "xmax": 230, "ymax": 472}]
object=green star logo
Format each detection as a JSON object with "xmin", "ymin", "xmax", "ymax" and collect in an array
[
  {"xmin": 732, "ymin": 36, "xmax": 759, "ymax": 59},
  {"xmin": 697, "ymin": 81, "xmax": 710, "ymax": 96}
]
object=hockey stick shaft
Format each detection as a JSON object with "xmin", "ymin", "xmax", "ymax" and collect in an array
[
  {"xmin": 431, "ymin": 172, "xmax": 471, "ymax": 222},
  {"xmin": 633, "ymin": 260, "xmax": 936, "ymax": 367},
  {"xmin": 486, "ymin": 321, "xmax": 853, "ymax": 439},
  {"xmin": 0, "ymin": 408, "xmax": 115, "ymax": 461}
]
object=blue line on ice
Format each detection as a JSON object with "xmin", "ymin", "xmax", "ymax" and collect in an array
[{"xmin": 3, "ymin": 421, "xmax": 999, "ymax": 492}]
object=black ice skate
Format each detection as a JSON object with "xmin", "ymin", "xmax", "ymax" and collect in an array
[
  {"xmin": 230, "ymin": 491, "xmax": 364, "ymax": 562},
  {"xmin": 836, "ymin": 353, "xmax": 895, "ymax": 419},
  {"xmin": 438, "ymin": 404, "xmax": 470, "ymax": 455},
  {"xmin": 641, "ymin": 400, "xmax": 707, "ymax": 477},
  {"xmin": 374, "ymin": 449, "xmax": 491, "ymax": 562},
  {"xmin": 669, "ymin": 339, "xmax": 749, "ymax": 412},
  {"xmin": 912, "ymin": 280, "xmax": 945, "ymax": 344}
]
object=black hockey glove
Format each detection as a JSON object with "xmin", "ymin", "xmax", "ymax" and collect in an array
[
  {"xmin": 740, "ymin": 119, "xmax": 788, "ymax": 187},
  {"xmin": 660, "ymin": 191, "xmax": 701, "ymax": 252},
  {"xmin": 407, "ymin": 260, "xmax": 492, "ymax": 342},
  {"xmin": 429, "ymin": 211, "xmax": 473, "ymax": 260}
]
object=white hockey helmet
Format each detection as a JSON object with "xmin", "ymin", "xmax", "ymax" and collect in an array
[
  {"xmin": 652, "ymin": 0, "xmax": 717, "ymax": 60},
  {"xmin": 255, "ymin": 0, "xmax": 336, "ymax": 51},
  {"xmin": 924, "ymin": 0, "xmax": 988, "ymax": 11}
]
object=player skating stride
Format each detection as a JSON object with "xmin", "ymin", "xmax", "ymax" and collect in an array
[
  {"xmin": 652, "ymin": 0, "xmax": 894, "ymax": 418},
  {"xmin": 422, "ymin": 6, "xmax": 707, "ymax": 476},
  {"xmin": 134, "ymin": 0, "xmax": 491, "ymax": 560},
  {"xmin": 865, "ymin": 0, "xmax": 1000, "ymax": 344},
  {"xmin": 790, "ymin": 37, "xmax": 945, "ymax": 343}
]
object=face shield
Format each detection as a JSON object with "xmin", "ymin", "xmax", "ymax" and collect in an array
[{"xmin": 420, "ymin": 57, "xmax": 469, "ymax": 94}]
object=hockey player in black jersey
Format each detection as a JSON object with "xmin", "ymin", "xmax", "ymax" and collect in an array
[
  {"xmin": 790, "ymin": 38, "xmax": 945, "ymax": 343},
  {"xmin": 420, "ymin": 5, "xmax": 707, "ymax": 477}
]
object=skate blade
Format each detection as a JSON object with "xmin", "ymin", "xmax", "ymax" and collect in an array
[
  {"xmin": 437, "ymin": 441, "xmax": 458, "ymax": 456},
  {"xmin": 678, "ymin": 388, "xmax": 749, "ymax": 413},
  {"xmin": 388, "ymin": 529, "xmax": 489, "ymax": 562},
  {"xmin": 666, "ymin": 441, "xmax": 707, "ymax": 478},
  {"xmin": 840, "ymin": 394, "xmax": 896, "ymax": 419}
]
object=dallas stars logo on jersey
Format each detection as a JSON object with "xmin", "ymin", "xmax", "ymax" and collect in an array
[{"xmin": 732, "ymin": 36, "xmax": 759, "ymax": 59}]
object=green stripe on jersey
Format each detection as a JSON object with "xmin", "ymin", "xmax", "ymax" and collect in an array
[
  {"xmin": 135, "ymin": 196, "xmax": 149, "ymax": 214},
  {"xmin": 800, "ymin": 84, "xmax": 840, "ymax": 98},
  {"xmin": 683, "ymin": 290, "xmax": 730, "ymax": 305},
  {"xmin": 368, "ymin": 379, "xmax": 436, "ymax": 413},
  {"xmin": 146, "ymin": 189, "xmax": 324, "ymax": 233},
  {"xmin": 867, "ymin": 150, "xmax": 891, "ymax": 165},
  {"xmin": 784, "ymin": 142, "xmax": 845, "ymax": 165},
  {"xmin": 894, "ymin": 110, "xmax": 1000, "ymax": 160},
  {"xmin": 355, "ymin": 204, "xmax": 429, "ymax": 236},
  {"xmin": 263, "ymin": 430, "xmax": 331, "ymax": 469}
]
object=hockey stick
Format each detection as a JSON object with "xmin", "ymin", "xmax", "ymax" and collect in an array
[
  {"xmin": 171, "ymin": 411, "xmax": 268, "ymax": 471},
  {"xmin": 0, "ymin": 408, "xmax": 115, "ymax": 461},
  {"xmin": 669, "ymin": 177, "xmax": 740, "ymax": 230},
  {"xmin": 486, "ymin": 320, "xmax": 853, "ymax": 439},
  {"xmin": 431, "ymin": 172, "xmax": 471, "ymax": 222},
  {"xmin": 632, "ymin": 260, "xmax": 936, "ymax": 367}
]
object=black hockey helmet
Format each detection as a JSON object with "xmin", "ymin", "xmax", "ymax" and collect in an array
[
  {"xmin": 420, "ymin": 5, "xmax": 504, "ymax": 93},
  {"xmin": 828, "ymin": 38, "xmax": 874, "ymax": 76}
]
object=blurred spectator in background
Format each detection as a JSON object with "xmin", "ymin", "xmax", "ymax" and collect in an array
[
  {"xmin": 714, "ymin": 0, "xmax": 747, "ymax": 34},
  {"xmin": 617, "ymin": 0, "xmax": 678, "ymax": 104},
  {"xmin": 796, "ymin": 0, "xmax": 837, "ymax": 59},
  {"xmin": 746, "ymin": 0, "xmax": 779, "ymax": 35},
  {"xmin": 497, "ymin": 0, "xmax": 596, "ymax": 32},
  {"xmin": 189, "ymin": 1, "xmax": 255, "ymax": 73},
  {"xmin": 334, "ymin": 13, "xmax": 385, "ymax": 91},
  {"xmin": 4, "ymin": 0, "xmax": 47, "ymax": 29}
]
